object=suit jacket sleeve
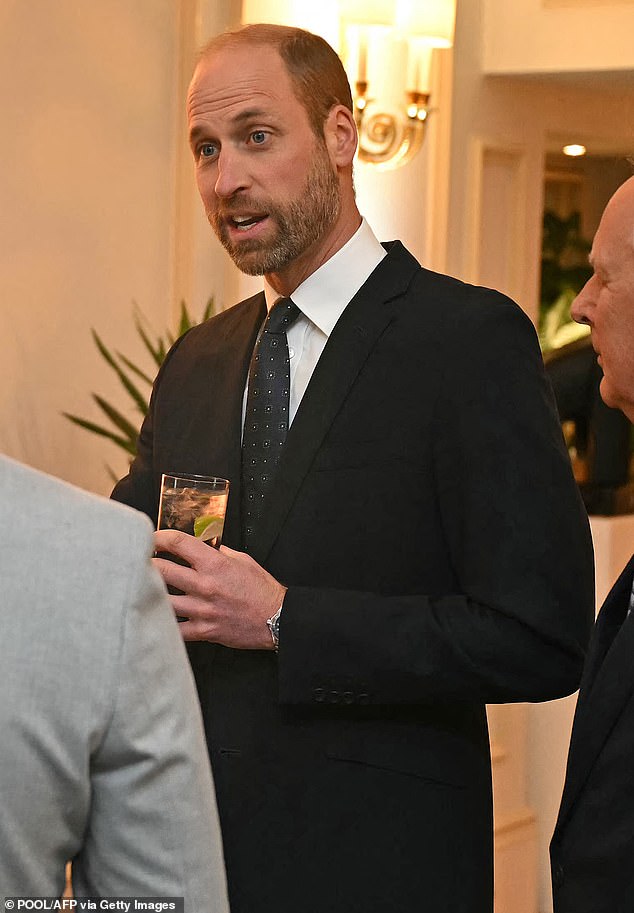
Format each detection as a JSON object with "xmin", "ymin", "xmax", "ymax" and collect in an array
[
  {"xmin": 71, "ymin": 528, "xmax": 229, "ymax": 909},
  {"xmin": 112, "ymin": 329, "xmax": 193, "ymax": 524},
  {"xmin": 278, "ymin": 298, "xmax": 594, "ymax": 707}
]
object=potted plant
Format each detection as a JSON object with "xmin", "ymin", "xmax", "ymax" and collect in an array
[{"xmin": 64, "ymin": 298, "xmax": 214, "ymax": 477}]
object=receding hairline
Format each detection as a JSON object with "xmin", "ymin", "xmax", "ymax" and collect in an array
[
  {"xmin": 193, "ymin": 23, "xmax": 354, "ymax": 135},
  {"xmin": 196, "ymin": 23, "xmax": 343, "ymax": 75},
  {"xmin": 197, "ymin": 23, "xmax": 301, "ymax": 60}
]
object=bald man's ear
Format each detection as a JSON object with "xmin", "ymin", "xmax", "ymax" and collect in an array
[{"xmin": 323, "ymin": 105, "xmax": 357, "ymax": 168}]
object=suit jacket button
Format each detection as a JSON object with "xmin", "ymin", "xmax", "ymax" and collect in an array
[
  {"xmin": 327, "ymin": 690, "xmax": 340, "ymax": 704},
  {"xmin": 552, "ymin": 862, "xmax": 564, "ymax": 889},
  {"xmin": 312, "ymin": 688, "xmax": 325, "ymax": 703},
  {"xmin": 357, "ymin": 692, "xmax": 370, "ymax": 705},
  {"xmin": 342, "ymin": 691, "xmax": 355, "ymax": 705}
]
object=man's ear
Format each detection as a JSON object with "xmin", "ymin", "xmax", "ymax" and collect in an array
[{"xmin": 323, "ymin": 104, "xmax": 358, "ymax": 168}]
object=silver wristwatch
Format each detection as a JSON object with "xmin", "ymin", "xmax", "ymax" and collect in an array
[{"xmin": 266, "ymin": 604, "xmax": 283, "ymax": 651}]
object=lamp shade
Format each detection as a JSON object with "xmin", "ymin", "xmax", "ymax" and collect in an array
[
  {"xmin": 241, "ymin": 0, "xmax": 340, "ymax": 49},
  {"xmin": 396, "ymin": 0, "xmax": 456, "ymax": 47},
  {"xmin": 339, "ymin": 0, "xmax": 394, "ymax": 26}
]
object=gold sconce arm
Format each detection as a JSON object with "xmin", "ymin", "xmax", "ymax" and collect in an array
[
  {"xmin": 354, "ymin": 85, "xmax": 431, "ymax": 170},
  {"xmin": 341, "ymin": 0, "xmax": 455, "ymax": 170}
]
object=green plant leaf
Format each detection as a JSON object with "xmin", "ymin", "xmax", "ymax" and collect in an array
[
  {"xmin": 63, "ymin": 413, "xmax": 137, "ymax": 455},
  {"xmin": 64, "ymin": 298, "xmax": 218, "ymax": 465},
  {"xmin": 116, "ymin": 352, "xmax": 154, "ymax": 387},
  {"xmin": 178, "ymin": 300, "xmax": 192, "ymax": 337},
  {"xmin": 203, "ymin": 296, "xmax": 215, "ymax": 321},
  {"xmin": 133, "ymin": 314, "xmax": 164, "ymax": 368},
  {"xmin": 92, "ymin": 394, "xmax": 139, "ymax": 442},
  {"xmin": 92, "ymin": 330, "xmax": 148, "ymax": 415}
]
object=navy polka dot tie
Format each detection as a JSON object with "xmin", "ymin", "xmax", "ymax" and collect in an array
[{"xmin": 241, "ymin": 297, "xmax": 301, "ymax": 546}]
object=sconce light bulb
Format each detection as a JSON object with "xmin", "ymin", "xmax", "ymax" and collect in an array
[{"xmin": 563, "ymin": 144, "xmax": 587, "ymax": 157}]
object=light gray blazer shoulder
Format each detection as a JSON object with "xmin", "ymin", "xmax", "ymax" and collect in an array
[{"xmin": 0, "ymin": 455, "xmax": 228, "ymax": 908}]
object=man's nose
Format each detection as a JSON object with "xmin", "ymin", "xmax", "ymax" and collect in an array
[
  {"xmin": 214, "ymin": 151, "xmax": 249, "ymax": 199},
  {"xmin": 571, "ymin": 276, "xmax": 595, "ymax": 326}
]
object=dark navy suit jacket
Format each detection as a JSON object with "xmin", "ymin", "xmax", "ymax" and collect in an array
[{"xmin": 115, "ymin": 241, "xmax": 594, "ymax": 913}]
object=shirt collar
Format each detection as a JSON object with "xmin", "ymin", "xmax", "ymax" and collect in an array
[{"xmin": 263, "ymin": 218, "xmax": 387, "ymax": 337}]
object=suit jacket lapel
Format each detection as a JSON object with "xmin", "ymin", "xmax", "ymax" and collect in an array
[
  {"xmin": 248, "ymin": 242, "xmax": 421, "ymax": 565},
  {"xmin": 557, "ymin": 555, "xmax": 634, "ymax": 826}
]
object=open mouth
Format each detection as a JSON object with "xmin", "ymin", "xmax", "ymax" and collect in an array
[{"xmin": 229, "ymin": 214, "xmax": 268, "ymax": 232}]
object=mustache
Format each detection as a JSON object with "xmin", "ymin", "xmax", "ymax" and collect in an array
[{"xmin": 211, "ymin": 196, "xmax": 272, "ymax": 220}]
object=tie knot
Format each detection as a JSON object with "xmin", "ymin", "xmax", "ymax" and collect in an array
[{"xmin": 265, "ymin": 297, "xmax": 301, "ymax": 334}]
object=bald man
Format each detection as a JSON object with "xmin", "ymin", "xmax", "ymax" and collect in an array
[{"xmin": 550, "ymin": 174, "xmax": 634, "ymax": 913}]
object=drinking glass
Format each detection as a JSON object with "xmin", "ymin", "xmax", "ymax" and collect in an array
[{"xmin": 157, "ymin": 473, "xmax": 230, "ymax": 548}]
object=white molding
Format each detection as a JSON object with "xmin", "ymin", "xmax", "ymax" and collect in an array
[{"xmin": 463, "ymin": 137, "xmax": 531, "ymax": 311}]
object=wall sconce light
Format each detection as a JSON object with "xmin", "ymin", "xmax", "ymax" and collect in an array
[
  {"xmin": 562, "ymin": 144, "xmax": 587, "ymax": 158},
  {"xmin": 340, "ymin": 0, "xmax": 456, "ymax": 170}
]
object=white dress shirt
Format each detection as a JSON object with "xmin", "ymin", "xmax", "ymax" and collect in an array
[{"xmin": 257, "ymin": 218, "xmax": 387, "ymax": 425}]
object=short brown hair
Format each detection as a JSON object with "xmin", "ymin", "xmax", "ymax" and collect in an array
[{"xmin": 198, "ymin": 23, "xmax": 353, "ymax": 139}]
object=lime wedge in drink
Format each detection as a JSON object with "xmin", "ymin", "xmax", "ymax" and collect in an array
[{"xmin": 193, "ymin": 514, "xmax": 224, "ymax": 542}]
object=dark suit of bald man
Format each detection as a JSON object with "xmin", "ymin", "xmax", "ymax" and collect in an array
[{"xmin": 551, "ymin": 555, "xmax": 634, "ymax": 913}]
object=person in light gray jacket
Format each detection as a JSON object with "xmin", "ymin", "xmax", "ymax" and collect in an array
[{"xmin": 0, "ymin": 454, "xmax": 228, "ymax": 908}]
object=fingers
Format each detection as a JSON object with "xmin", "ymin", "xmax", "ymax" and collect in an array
[
  {"xmin": 173, "ymin": 617, "xmax": 204, "ymax": 641},
  {"xmin": 154, "ymin": 529, "xmax": 223, "ymax": 571},
  {"xmin": 171, "ymin": 596, "xmax": 234, "ymax": 645},
  {"xmin": 170, "ymin": 594, "xmax": 197, "ymax": 619},
  {"xmin": 153, "ymin": 554, "xmax": 197, "ymax": 593}
]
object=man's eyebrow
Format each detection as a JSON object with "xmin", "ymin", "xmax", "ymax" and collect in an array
[
  {"xmin": 231, "ymin": 107, "xmax": 269, "ymax": 124},
  {"xmin": 188, "ymin": 124, "xmax": 210, "ymax": 145},
  {"xmin": 189, "ymin": 107, "xmax": 273, "ymax": 144}
]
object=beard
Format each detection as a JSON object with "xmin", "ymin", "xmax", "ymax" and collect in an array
[{"xmin": 208, "ymin": 143, "xmax": 341, "ymax": 276}]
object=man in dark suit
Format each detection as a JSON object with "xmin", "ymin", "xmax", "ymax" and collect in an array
[
  {"xmin": 113, "ymin": 24, "xmax": 594, "ymax": 913},
  {"xmin": 550, "ymin": 173, "xmax": 634, "ymax": 913}
]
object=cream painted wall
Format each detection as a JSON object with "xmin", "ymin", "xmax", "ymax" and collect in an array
[
  {"xmin": 0, "ymin": 0, "xmax": 181, "ymax": 493},
  {"xmin": 353, "ymin": 44, "xmax": 454, "ymax": 276},
  {"xmin": 0, "ymin": 0, "xmax": 242, "ymax": 496},
  {"xmin": 172, "ymin": 0, "xmax": 243, "ymax": 318},
  {"xmin": 483, "ymin": 0, "xmax": 634, "ymax": 75}
]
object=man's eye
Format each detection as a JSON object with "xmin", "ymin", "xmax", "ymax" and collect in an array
[
  {"xmin": 251, "ymin": 131, "xmax": 267, "ymax": 145},
  {"xmin": 199, "ymin": 143, "xmax": 217, "ymax": 158}
]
